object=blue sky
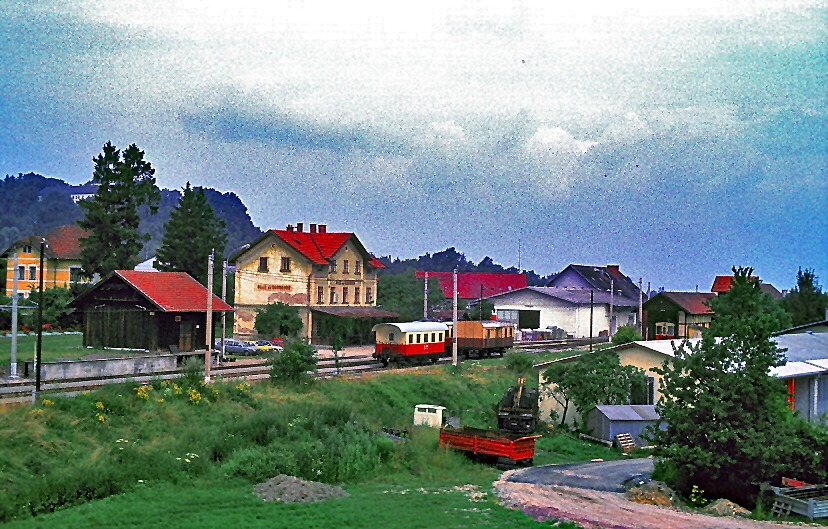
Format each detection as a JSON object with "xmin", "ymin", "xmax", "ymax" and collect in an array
[{"xmin": 1, "ymin": 0, "xmax": 825, "ymax": 291}]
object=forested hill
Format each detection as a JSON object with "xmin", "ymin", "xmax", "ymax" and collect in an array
[
  {"xmin": 0, "ymin": 173, "xmax": 262, "ymax": 258},
  {"xmin": 377, "ymin": 247, "xmax": 551, "ymax": 286}
]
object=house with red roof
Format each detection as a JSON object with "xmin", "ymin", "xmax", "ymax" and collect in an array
[
  {"xmin": 230, "ymin": 223, "xmax": 394, "ymax": 343},
  {"xmin": 711, "ymin": 275, "xmax": 783, "ymax": 300},
  {"xmin": 642, "ymin": 291, "xmax": 717, "ymax": 340},
  {"xmin": 413, "ymin": 271, "xmax": 526, "ymax": 301},
  {"xmin": 72, "ymin": 271, "xmax": 233, "ymax": 352},
  {"xmin": 2, "ymin": 224, "xmax": 90, "ymax": 297}
]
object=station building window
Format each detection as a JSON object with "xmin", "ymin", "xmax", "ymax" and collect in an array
[{"xmin": 258, "ymin": 257, "xmax": 268, "ymax": 272}]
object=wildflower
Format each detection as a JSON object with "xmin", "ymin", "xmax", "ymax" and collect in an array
[
  {"xmin": 156, "ymin": 398, "xmax": 164, "ymax": 403},
  {"xmin": 96, "ymin": 413, "xmax": 106, "ymax": 423},
  {"xmin": 42, "ymin": 399, "xmax": 54, "ymax": 407},
  {"xmin": 187, "ymin": 388, "xmax": 201, "ymax": 405},
  {"xmin": 134, "ymin": 385, "xmax": 152, "ymax": 400},
  {"xmin": 172, "ymin": 383, "xmax": 183, "ymax": 396},
  {"xmin": 95, "ymin": 401, "xmax": 105, "ymax": 411}
]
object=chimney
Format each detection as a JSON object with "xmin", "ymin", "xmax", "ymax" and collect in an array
[
  {"xmin": 318, "ymin": 224, "xmax": 327, "ymax": 233},
  {"xmin": 310, "ymin": 223, "xmax": 317, "ymax": 234},
  {"xmin": 286, "ymin": 224, "xmax": 294, "ymax": 232},
  {"xmin": 296, "ymin": 222, "xmax": 304, "ymax": 232},
  {"xmin": 606, "ymin": 264, "xmax": 620, "ymax": 277}
]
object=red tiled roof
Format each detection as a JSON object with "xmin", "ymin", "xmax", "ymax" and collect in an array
[
  {"xmin": 44, "ymin": 224, "xmax": 89, "ymax": 260},
  {"xmin": 711, "ymin": 275, "xmax": 760, "ymax": 293},
  {"xmin": 115, "ymin": 271, "xmax": 233, "ymax": 312},
  {"xmin": 269, "ymin": 229, "xmax": 385, "ymax": 268},
  {"xmin": 415, "ymin": 271, "xmax": 527, "ymax": 299},
  {"xmin": 659, "ymin": 292, "xmax": 716, "ymax": 315}
]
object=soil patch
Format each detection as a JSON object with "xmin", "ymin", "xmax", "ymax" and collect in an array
[{"xmin": 253, "ymin": 474, "xmax": 349, "ymax": 503}]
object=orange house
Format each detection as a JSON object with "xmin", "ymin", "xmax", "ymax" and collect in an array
[{"xmin": 2, "ymin": 224, "xmax": 90, "ymax": 297}]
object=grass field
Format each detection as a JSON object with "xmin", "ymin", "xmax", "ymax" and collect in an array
[{"xmin": 0, "ymin": 358, "xmax": 611, "ymax": 528}]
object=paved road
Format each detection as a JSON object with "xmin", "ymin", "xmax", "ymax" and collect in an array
[{"xmin": 506, "ymin": 458, "xmax": 655, "ymax": 493}]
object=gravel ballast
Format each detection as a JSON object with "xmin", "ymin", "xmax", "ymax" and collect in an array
[{"xmin": 253, "ymin": 475, "xmax": 349, "ymax": 503}]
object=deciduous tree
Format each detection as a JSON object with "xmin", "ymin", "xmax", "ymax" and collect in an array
[
  {"xmin": 254, "ymin": 302, "xmax": 303, "ymax": 339},
  {"xmin": 79, "ymin": 143, "xmax": 160, "ymax": 277},
  {"xmin": 611, "ymin": 324, "xmax": 642, "ymax": 345},
  {"xmin": 154, "ymin": 182, "xmax": 227, "ymax": 286},
  {"xmin": 377, "ymin": 272, "xmax": 444, "ymax": 321},
  {"xmin": 651, "ymin": 266, "xmax": 826, "ymax": 503}
]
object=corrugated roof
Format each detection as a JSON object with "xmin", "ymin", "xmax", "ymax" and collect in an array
[
  {"xmin": 648, "ymin": 292, "xmax": 716, "ymax": 315},
  {"xmin": 114, "ymin": 271, "xmax": 233, "ymax": 312},
  {"xmin": 594, "ymin": 405, "xmax": 660, "ymax": 421},
  {"xmin": 771, "ymin": 361, "xmax": 828, "ymax": 379},
  {"xmin": 774, "ymin": 333, "xmax": 828, "ymax": 363},
  {"xmin": 414, "ymin": 271, "xmax": 526, "ymax": 299}
]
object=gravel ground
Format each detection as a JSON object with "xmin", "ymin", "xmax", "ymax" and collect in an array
[
  {"xmin": 253, "ymin": 475, "xmax": 349, "ymax": 503},
  {"xmin": 493, "ymin": 469, "xmax": 811, "ymax": 529}
]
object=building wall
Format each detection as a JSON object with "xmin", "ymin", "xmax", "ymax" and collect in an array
[
  {"xmin": 4, "ymin": 245, "xmax": 84, "ymax": 296},
  {"xmin": 233, "ymin": 234, "xmax": 379, "ymax": 340}
]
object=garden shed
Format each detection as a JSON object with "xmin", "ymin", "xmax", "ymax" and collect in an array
[
  {"xmin": 585, "ymin": 405, "xmax": 663, "ymax": 445},
  {"xmin": 72, "ymin": 270, "xmax": 233, "ymax": 352}
]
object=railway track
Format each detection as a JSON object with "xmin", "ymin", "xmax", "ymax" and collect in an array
[{"xmin": 0, "ymin": 339, "xmax": 593, "ymax": 405}]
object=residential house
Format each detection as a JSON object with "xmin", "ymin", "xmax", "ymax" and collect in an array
[
  {"xmin": 72, "ymin": 271, "xmax": 233, "ymax": 352},
  {"xmin": 487, "ymin": 286, "xmax": 639, "ymax": 338},
  {"xmin": 642, "ymin": 291, "xmax": 716, "ymax": 340},
  {"xmin": 231, "ymin": 223, "xmax": 394, "ymax": 343},
  {"xmin": 711, "ymin": 274, "xmax": 783, "ymax": 300},
  {"xmin": 2, "ymin": 224, "xmax": 90, "ymax": 297}
]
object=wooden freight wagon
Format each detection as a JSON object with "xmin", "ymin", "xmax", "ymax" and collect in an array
[
  {"xmin": 439, "ymin": 426, "xmax": 540, "ymax": 468},
  {"xmin": 446, "ymin": 321, "xmax": 514, "ymax": 358}
]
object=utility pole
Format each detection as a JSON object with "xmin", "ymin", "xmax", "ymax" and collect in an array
[
  {"xmin": 609, "ymin": 278, "xmax": 614, "ymax": 338},
  {"xmin": 10, "ymin": 253, "xmax": 18, "ymax": 379},
  {"xmin": 589, "ymin": 289, "xmax": 594, "ymax": 352},
  {"xmin": 518, "ymin": 238, "xmax": 521, "ymax": 271},
  {"xmin": 34, "ymin": 239, "xmax": 45, "ymax": 398},
  {"xmin": 220, "ymin": 259, "xmax": 228, "ymax": 363},
  {"xmin": 452, "ymin": 267, "xmax": 458, "ymax": 366},
  {"xmin": 423, "ymin": 271, "xmax": 428, "ymax": 320},
  {"xmin": 479, "ymin": 284, "xmax": 484, "ymax": 322},
  {"xmin": 205, "ymin": 250, "xmax": 214, "ymax": 382},
  {"xmin": 638, "ymin": 277, "xmax": 644, "ymax": 333}
]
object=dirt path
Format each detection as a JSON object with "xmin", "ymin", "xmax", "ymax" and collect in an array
[{"xmin": 493, "ymin": 471, "xmax": 810, "ymax": 529}]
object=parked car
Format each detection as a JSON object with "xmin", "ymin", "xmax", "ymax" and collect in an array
[
  {"xmin": 215, "ymin": 338, "xmax": 257, "ymax": 356},
  {"xmin": 270, "ymin": 337, "xmax": 285, "ymax": 347},
  {"xmin": 250, "ymin": 340, "xmax": 283, "ymax": 353}
]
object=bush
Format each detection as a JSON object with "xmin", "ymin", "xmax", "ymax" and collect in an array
[
  {"xmin": 269, "ymin": 340, "xmax": 317, "ymax": 384},
  {"xmin": 611, "ymin": 325, "xmax": 642, "ymax": 345},
  {"xmin": 503, "ymin": 351, "xmax": 536, "ymax": 375}
]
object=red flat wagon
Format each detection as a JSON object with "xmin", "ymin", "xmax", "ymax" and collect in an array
[{"xmin": 439, "ymin": 426, "xmax": 541, "ymax": 468}]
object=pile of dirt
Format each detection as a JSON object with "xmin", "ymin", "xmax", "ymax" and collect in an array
[
  {"xmin": 702, "ymin": 498, "xmax": 751, "ymax": 517},
  {"xmin": 626, "ymin": 481, "xmax": 685, "ymax": 508},
  {"xmin": 253, "ymin": 475, "xmax": 349, "ymax": 503}
]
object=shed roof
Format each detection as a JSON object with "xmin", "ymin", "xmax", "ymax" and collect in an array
[
  {"xmin": 75, "ymin": 271, "xmax": 233, "ymax": 313},
  {"xmin": 414, "ymin": 271, "xmax": 526, "ymax": 299},
  {"xmin": 646, "ymin": 292, "xmax": 716, "ymax": 315},
  {"xmin": 775, "ymin": 332, "xmax": 828, "ymax": 363},
  {"xmin": 770, "ymin": 361, "xmax": 828, "ymax": 379},
  {"xmin": 593, "ymin": 405, "xmax": 660, "ymax": 421}
]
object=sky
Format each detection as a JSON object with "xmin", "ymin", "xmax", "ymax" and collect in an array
[{"xmin": 1, "ymin": 0, "xmax": 826, "ymax": 291}]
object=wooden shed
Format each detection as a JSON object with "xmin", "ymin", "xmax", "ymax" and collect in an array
[
  {"xmin": 585, "ymin": 405, "xmax": 663, "ymax": 445},
  {"xmin": 72, "ymin": 271, "xmax": 233, "ymax": 352}
]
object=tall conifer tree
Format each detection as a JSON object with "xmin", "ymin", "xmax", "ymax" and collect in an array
[
  {"xmin": 154, "ymin": 182, "xmax": 227, "ymax": 286},
  {"xmin": 79, "ymin": 142, "xmax": 160, "ymax": 277}
]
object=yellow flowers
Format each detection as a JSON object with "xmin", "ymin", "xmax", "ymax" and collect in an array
[
  {"xmin": 187, "ymin": 388, "xmax": 202, "ymax": 405},
  {"xmin": 42, "ymin": 398, "xmax": 55, "ymax": 407},
  {"xmin": 95, "ymin": 401, "xmax": 105, "ymax": 411},
  {"xmin": 95, "ymin": 413, "xmax": 106, "ymax": 423},
  {"xmin": 134, "ymin": 385, "xmax": 152, "ymax": 400}
]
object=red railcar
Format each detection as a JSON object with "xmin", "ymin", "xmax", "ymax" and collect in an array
[
  {"xmin": 439, "ymin": 426, "xmax": 540, "ymax": 467},
  {"xmin": 372, "ymin": 322, "xmax": 448, "ymax": 366}
]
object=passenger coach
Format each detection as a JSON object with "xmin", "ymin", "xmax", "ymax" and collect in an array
[{"xmin": 372, "ymin": 321, "xmax": 448, "ymax": 366}]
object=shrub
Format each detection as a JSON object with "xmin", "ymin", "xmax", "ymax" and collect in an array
[
  {"xmin": 611, "ymin": 325, "xmax": 642, "ymax": 345},
  {"xmin": 503, "ymin": 351, "xmax": 536, "ymax": 375},
  {"xmin": 269, "ymin": 340, "xmax": 317, "ymax": 384}
]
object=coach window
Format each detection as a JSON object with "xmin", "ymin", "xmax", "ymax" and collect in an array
[
  {"xmin": 416, "ymin": 334, "xmax": 421, "ymax": 344},
  {"xmin": 389, "ymin": 333, "xmax": 395, "ymax": 341},
  {"xmin": 408, "ymin": 334, "xmax": 413, "ymax": 344},
  {"xmin": 430, "ymin": 333, "xmax": 435, "ymax": 342},
  {"xmin": 258, "ymin": 257, "xmax": 268, "ymax": 272},
  {"xmin": 438, "ymin": 332, "xmax": 444, "ymax": 341}
]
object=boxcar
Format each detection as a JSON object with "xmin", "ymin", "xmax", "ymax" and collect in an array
[
  {"xmin": 372, "ymin": 321, "xmax": 449, "ymax": 366},
  {"xmin": 445, "ymin": 320, "xmax": 515, "ymax": 358}
]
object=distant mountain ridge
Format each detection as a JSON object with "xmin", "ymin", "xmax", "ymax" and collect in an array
[{"xmin": 0, "ymin": 172, "xmax": 263, "ymax": 259}]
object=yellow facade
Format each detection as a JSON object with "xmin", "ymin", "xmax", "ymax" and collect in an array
[
  {"xmin": 233, "ymin": 233, "xmax": 379, "ymax": 340},
  {"xmin": 4, "ymin": 246, "xmax": 84, "ymax": 297}
]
